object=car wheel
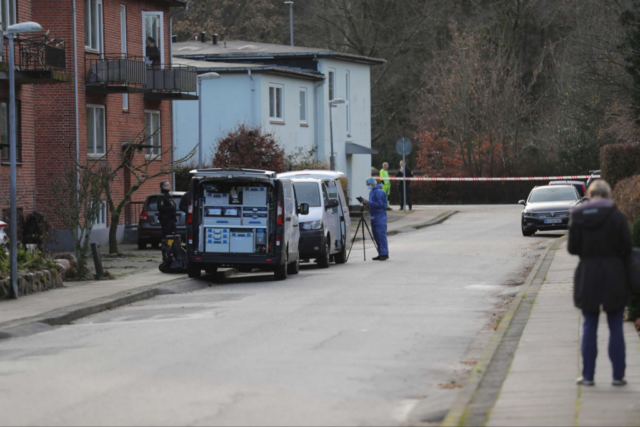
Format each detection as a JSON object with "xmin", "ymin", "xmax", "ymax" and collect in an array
[
  {"xmin": 137, "ymin": 241, "xmax": 146, "ymax": 250},
  {"xmin": 274, "ymin": 252, "xmax": 288, "ymax": 281},
  {"xmin": 288, "ymin": 255, "xmax": 300, "ymax": 275},
  {"xmin": 334, "ymin": 238, "xmax": 347, "ymax": 264},
  {"xmin": 521, "ymin": 221, "xmax": 534, "ymax": 237},
  {"xmin": 187, "ymin": 262, "xmax": 201, "ymax": 278},
  {"xmin": 317, "ymin": 239, "xmax": 330, "ymax": 269}
]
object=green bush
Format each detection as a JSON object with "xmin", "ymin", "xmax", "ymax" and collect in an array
[
  {"xmin": 613, "ymin": 175, "xmax": 640, "ymax": 222},
  {"xmin": 600, "ymin": 143, "xmax": 640, "ymax": 190},
  {"xmin": 0, "ymin": 247, "xmax": 58, "ymax": 280}
]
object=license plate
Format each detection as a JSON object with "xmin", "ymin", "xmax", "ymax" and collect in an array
[{"xmin": 544, "ymin": 219, "xmax": 562, "ymax": 224}]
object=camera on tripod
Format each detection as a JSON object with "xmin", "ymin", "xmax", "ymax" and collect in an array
[{"xmin": 347, "ymin": 196, "xmax": 378, "ymax": 261}]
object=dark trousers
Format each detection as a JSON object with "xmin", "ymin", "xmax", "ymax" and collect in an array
[
  {"xmin": 160, "ymin": 218, "xmax": 177, "ymax": 238},
  {"xmin": 581, "ymin": 309, "xmax": 626, "ymax": 381},
  {"xmin": 398, "ymin": 184, "xmax": 412, "ymax": 210}
]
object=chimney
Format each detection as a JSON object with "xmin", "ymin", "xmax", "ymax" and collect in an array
[
  {"xmin": 212, "ymin": 33, "xmax": 218, "ymax": 45},
  {"xmin": 200, "ymin": 32, "xmax": 206, "ymax": 43}
]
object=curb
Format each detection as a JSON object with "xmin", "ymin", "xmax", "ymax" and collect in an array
[
  {"xmin": 441, "ymin": 235, "xmax": 567, "ymax": 427},
  {"xmin": 352, "ymin": 210, "xmax": 458, "ymax": 242},
  {"xmin": 0, "ymin": 269, "xmax": 236, "ymax": 340}
]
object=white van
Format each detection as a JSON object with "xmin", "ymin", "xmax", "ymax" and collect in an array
[{"xmin": 278, "ymin": 171, "xmax": 351, "ymax": 268}]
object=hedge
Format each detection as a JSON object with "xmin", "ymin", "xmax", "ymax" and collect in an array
[
  {"xmin": 613, "ymin": 175, "xmax": 640, "ymax": 223},
  {"xmin": 600, "ymin": 143, "xmax": 640, "ymax": 190}
]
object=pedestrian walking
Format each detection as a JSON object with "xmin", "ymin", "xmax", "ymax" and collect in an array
[
  {"xmin": 380, "ymin": 162, "xmax": 392, "ymax": 210},
  {"xmin": 157, "ymin": 181, "xmax": 177, "ymax": 238},
  {"xmin": 361, "ymin": 177, "xmax": 389, "ymax": 261},
  {"xmin": 395, "ymin": 160, "xmax": 413, "ymax": 210},
  {"xmin": 568, "ymin": 179, "xmax": 633, "ymax": 387}
]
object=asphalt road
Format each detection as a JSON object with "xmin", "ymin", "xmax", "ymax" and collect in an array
[{"xmin": 0, "ymin": 206, "xmax": 564, "ymax": 426}]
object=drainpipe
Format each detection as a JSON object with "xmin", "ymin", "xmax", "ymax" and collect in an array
[
  {"xmin": 314, "ymin": 58, "xmax": 325, "ymax": 161},
  {"xmin": 248, "ymin": 69, "xmax": 255, "ymax": 126},
  {"xmin": 169, "ymin": 2, "xmax": 188, "ymax": 188},
  {"xmin": 72, "ymin": 0, "xmax": 80, "ymax": 197}
]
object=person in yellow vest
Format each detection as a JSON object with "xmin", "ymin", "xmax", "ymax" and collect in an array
[{"xmin": 380, "ymin": 162, "xmax": 392, "ymax": 210}]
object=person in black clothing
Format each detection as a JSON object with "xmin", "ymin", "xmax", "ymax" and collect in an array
[
  {"xmin": 568, "ymin": 179, "xmax": 633, "ymax": 387},
  {"xmin": 395, "ymin": 160, "xmax": 413, "ymax": 210},
  {"xmin": 157, "ymin": 180, "xmax": 177, "ymax": 238},
  {"xmin": 145, "ymin": 37, "xmax": 161, "ymax": 67}
]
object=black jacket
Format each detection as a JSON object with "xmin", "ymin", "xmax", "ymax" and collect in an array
[
  {"xmin": 395, "ymin": 167, "xmax": 414, "ymax": 187},
  {"xmin": 568, "ymin": 199, "xmax": 633, "ymax": 313},
  {"xmin": 157, "ymin": 191, "xmax": 177, "ymax": 221}
]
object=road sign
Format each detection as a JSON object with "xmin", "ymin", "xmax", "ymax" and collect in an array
[{"xmin": 395, "ymin": 138, "xmax": 412, "ymax": 156}]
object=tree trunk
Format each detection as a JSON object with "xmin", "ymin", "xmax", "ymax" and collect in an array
[{"xmin": 108, "ymin": 210, "xmax": 121, "ymax": 254}]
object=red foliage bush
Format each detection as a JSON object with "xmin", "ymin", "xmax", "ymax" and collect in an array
[
  {"xmin": 613, "ymin": 175, "xmax": 640, "ymax": 222},
  {"xmin": 211, "ymin": 124, "xmax": 286, "ymax": 172},
  {"xmin": 600, "ymin": 143, "xmax": 640, "ymax": 190}
]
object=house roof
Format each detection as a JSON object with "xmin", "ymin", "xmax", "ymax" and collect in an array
[
  {"xmin": 173, "ymin": 40, "xmax": 386, "ymax": 66},
  {"xmin": 172, "ymin": 57, "xmax": 325, "ymax": 81}
]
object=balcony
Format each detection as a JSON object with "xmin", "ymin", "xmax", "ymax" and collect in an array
[
  {"xmin": 0, "ymin": 34, "xmax": 70, "ymax": 84},
  {"xmin": 144, "ymin": 65, "xmax": 198, "ymax": 100},
  {"xmin": 85, "ymin": 54, "xmax": 146, "ymax": 94}
]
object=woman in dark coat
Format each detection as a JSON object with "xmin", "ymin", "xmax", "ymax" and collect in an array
[{"xmin": 568, "ymin": 179, "xmax": 633, "ymax": 386}]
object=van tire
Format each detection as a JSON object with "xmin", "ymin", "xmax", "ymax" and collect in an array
[
  {"xmin": 275, "ymin": 253, "xmax": 288, "ymax": 280},
  {"xmin": 318, "ymin": 239, "xmax": 330, "ymax": 269},
  {"xmin": 288, "ymin": 255, "xmax": 300, "ymax": 275},
  {"xmin": 188, "ymin": 262, "xmax": 201, "ymax": 278},
  {"xmin": 334, "ymin": 245, "xmax": 347, "ymax": 264}
]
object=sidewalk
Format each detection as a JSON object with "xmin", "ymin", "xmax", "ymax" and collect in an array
[{"xmin": 487, "ymin": 243, "xmax": 640, "ymax": 426}]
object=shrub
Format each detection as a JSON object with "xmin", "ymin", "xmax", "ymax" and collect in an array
[
  {"xmin": 285, "ymin": 147, "xmax": 329, "ymax": 171},
  {"xmin": 600, "ymin": 143, "xmax": 640, "ymax": 190},
  {"xmin": 0, "ymin": 247, "xmax": 58, "ymax": 280},
  {"xmin": 211, "ymin": 124, "xmax": 285, "ymax": 172},
  {"xmin": 613, "ymin": 175, "xmax": 640, "ymax": 222}
]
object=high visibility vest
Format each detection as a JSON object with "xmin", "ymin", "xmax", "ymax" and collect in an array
[{"xmin": 380, "ymin": 169, "xmax": 391, "ymax": 191}]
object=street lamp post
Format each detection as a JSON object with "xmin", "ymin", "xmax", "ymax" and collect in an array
[
  {"xmin": 7, "ymin": 22, "xmax": 43, "ymax": 299},
  {"xmin": 328, "ymin": 98, "xmax": 345, "ymax": 171},
  {"xmin": 197, "ymin": 72, "xmax": 220, "ymax": 169}
]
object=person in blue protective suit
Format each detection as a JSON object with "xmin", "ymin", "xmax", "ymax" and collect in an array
[{"xmin": 361, "ymin": 177, "xmax": 389, "ymax": 261}]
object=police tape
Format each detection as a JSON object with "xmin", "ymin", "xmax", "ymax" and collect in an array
[{"xmin": 381, "ymin": 175, "xmax": 593, "ymax": 182}]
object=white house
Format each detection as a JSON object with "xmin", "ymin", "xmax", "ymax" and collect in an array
[{"xmin": 172, "ymin": 39, "xmax": 385, "ymax": 203}]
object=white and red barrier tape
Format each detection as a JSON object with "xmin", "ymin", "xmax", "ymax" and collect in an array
[{"xmin": 382, "ymin": 175, "xmax": 593, "ymax": 182}]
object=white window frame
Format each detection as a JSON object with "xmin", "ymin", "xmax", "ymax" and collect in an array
[
  {"xmin": 120, "ymin": 5, "xmax": 129, "ymax": 111},
  {"xmin": 269, "ymin": 83, "xmax": 284, "ymax": 121},
  {"xmin": 328, "ymin": 68, "xmax": 336, "ymax": 102},
  {"xmin": 142, "ymin": 11, "xmax": 165, "ymax": 67},
  {"xmin": 85, "ymin": 0, "xmax": 104, "ymax": 53},
  {"xmin": 1, "ymin": 0, "xmax": 17, "ymax": 32},
  {"xmin": 145, "ymin": 109, "xmax": 161, "ymax": 158},
  {"xmin": 346, "ymin": 70, "xmax": 351, "ymax": 135},
  {"xmin": 86, "ymin": 104, "xmax": 106, "ymax": 157},
  {"xmin": 299, "ymin": 87, "xmax": 308, "ymax": 125},
  {"xmin": 92, "ymin": 201, "xmax": 108, "ymax": 229}
]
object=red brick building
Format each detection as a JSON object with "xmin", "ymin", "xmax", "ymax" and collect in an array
[{"xmin": 0, "ymin": 0, "xmax": 196, "ymax": 248}]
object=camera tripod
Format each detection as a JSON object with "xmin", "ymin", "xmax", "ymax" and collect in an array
[{"xmin": 347, "ymin": 205, "xmax": 379, "ymax": 261}]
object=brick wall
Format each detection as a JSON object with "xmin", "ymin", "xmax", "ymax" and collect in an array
[{"xmin": 1, "ymin": 0, "xmax": 176, "ymax": 236}]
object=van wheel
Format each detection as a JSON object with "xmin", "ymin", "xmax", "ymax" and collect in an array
[
  {"xmin": 317, "ymin": 239, "xmax": 330, "ymax": 269},
  {"xmin": 137, "ymin": 241, "xmax": 146, "ymax": 250},
  {"xmin": 274, "ymin": 253, "xmax": 288, "ymax": 281},
  {"xmin": 188, "ymin": 262, "xmax": 201, "ymax": 278},
  {"xmin": 334, "ymin": 245, "xmax": 347, "ymax": 264},
  {"xmin": 288, "ymin": 255, "xmax": 300, "ymax": 275}
]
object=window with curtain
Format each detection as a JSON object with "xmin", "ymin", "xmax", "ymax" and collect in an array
[
  {"xmin": 85, "ymin": 0, "xmax": 103, "ymax": 52},
  {"xmin": 0, "ymin": 99, "xmax": 21, "ymax": 163},
  {"xmin": 269, "ymin": 84, "xmax": 284, "ymax": 120},
  {"xmin": 86, "ymin": 104, "xmax": 106, "ymax": 156},
  {"xmin": 145, "ymin": 110, "xmax": 161, "ymax": 157}
]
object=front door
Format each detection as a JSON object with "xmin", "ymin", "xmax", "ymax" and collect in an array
[{"xmin": 142, "ymin": 12, "xmax": 163, "ymax": 67}]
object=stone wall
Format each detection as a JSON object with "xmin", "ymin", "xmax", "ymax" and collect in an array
[{"xmin": 0, "ymin": 270, "xmax": 64, "ymax": 299}]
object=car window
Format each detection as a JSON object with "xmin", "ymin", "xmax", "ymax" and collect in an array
[
  {"xmin": 293, "ymin": 182, "xmax": 321, "ymax": 207},
  {"xmin": 529, "ymin": 187, "xmax": 578, "ymax": 203},
  {"xmin": 145, "ymin": 196, "xmax": 181, "ymax": 211}
]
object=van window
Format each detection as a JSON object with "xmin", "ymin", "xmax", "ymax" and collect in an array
[
  {"xmin": 293, "ymin": 182, "xmax": 321, "ymax": 207},
  {"xmin": 146, "ymin": 195, "xmax": 182, "ymax": 211}
]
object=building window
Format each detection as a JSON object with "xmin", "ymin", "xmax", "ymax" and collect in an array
[
  {"xmin": 269, "ymin": 84, "xmax": 284, "ymax": 121},
  {"xmin": 145, "ymin": 110, "xmax": 161, "ymax": 157},
  {"xmin": 299, "ymin": 88, "xmax": 307, "ymax": 124},
  {"xmin": 85, "ymin": 0, "xmax": 104, "ymax": 52},
  {"xmin": 121, "ymin": 5, "xmax": 129, "ymax": 110},
  {"xmin": 143, "ymin": 12, "xmax": 163, "ymax": 67},
  {"xmin": 328, "ymin": 69, "xmax": 336, "ymax": 101},
  {"xmin": 92, "ymin": 201, "xmax": 108, "ymax": 228},
  {"xmin": 0, "ymin": 99, "xmax": 21, "ymax": 163},
  {"xmin": 346, "ymin": 70, "xmax": 351, "ymax": 135},
  {"xmin": 86, "ymin": 104, "xmax": 106, "ymax": 156},
  {"xmin": 0, "ymin": 0, "xmax": 16, "ymax": 32}
]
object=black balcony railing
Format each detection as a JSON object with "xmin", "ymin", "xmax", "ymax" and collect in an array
[
  {"xmin": 86, "ymin": 54, "xmax": 146, "ymax": 88},
  {"xmin": 2, "ymin": 34, "xmax": 66, "ymax": 72},
  {"xmin": 145, "ymin": 65, "xmax": 197, "ymax": 92}
]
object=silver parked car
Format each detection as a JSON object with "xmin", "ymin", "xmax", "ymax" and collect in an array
[{"xmin": 137, "ymin": 191, "xmax": 186, "ymax": 249}]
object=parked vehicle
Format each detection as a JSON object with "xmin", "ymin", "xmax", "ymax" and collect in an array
[
  {"xmin": 278, "ymin": 171, "xmax": 351, "ymax": 267},
  {"xmin": 549, "ymin": 180, "xmax": 587, "ymax": 198},
  {"xmin": 0, "ymin": 220, "xmax": 6, "ymax": 245},
  {"xmin": 138, "ymin": 192, "xmax": 187, "ymax": 249},
  {"xmin": 185, "ymin": 168, "xmax": 308, "ymax": 280},
  {"xmin": 587, "ymin": 170, "xmax": 601, "ymax": 189},
  {"xmin": 519, "ymin": 185, "xmax": 582, "ymax": 236}
]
